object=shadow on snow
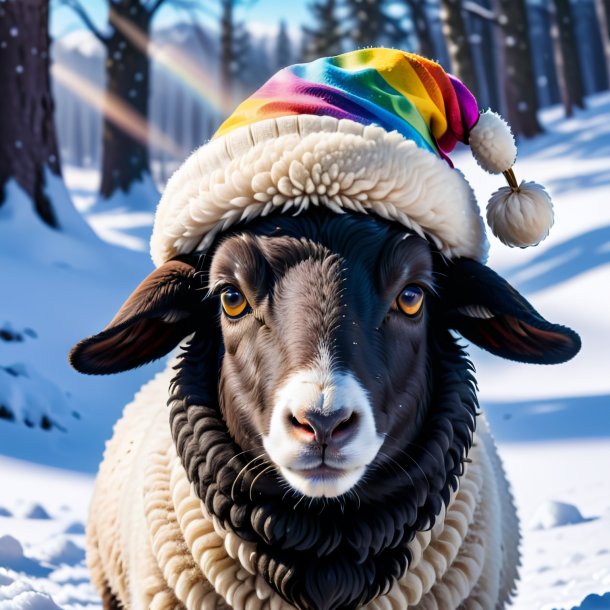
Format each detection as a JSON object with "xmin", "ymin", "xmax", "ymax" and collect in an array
[
  {"xmin": 503, "ymin": 225, "xmax": 610, "ymax": 295},
  {"xmin": 483, "ymin": 393, "xmax": 610, "ymax": 443}
]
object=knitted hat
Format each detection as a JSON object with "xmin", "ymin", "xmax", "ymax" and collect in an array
[{"xmin": 151, "ymin": 48, "xmax": 553, "ymax": 267}]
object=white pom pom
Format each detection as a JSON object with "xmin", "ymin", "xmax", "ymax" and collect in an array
[
  {"xmin": 486, "ymin": 181, "xmax": 554, "ymax": 247},
  {"xmin": 469, "ymin": 110, "xmax": 517, "ymax": 174}
]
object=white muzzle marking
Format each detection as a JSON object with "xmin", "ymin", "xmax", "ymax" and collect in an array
[{"xmin": 263, "ymin": 357, "xmax": 383, "ymax": 498}]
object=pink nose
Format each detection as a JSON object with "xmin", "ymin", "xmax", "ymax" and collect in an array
[{"xmin": 290, "ymin": 407, "xmax": 358, "ymax": 445}]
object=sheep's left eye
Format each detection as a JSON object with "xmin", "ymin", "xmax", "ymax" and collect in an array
[
  {"xmin": 396, "ymin": 285, "xmax": 424, "ymax": 317},
  {"xmin": 220, "ymin": 287, "xmax": 248, "ymax": 318}
]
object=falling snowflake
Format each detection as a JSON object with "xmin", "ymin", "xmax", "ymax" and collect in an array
[
  {"xmin": 9, "ymin": 27, "xmax": 18, "ymax": 37},
  {"xmin": 15, "ymin": 65, "xmax": 23, "ymax": 74}
]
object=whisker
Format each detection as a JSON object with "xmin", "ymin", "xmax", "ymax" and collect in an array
[
  {"xmin": 226, "ymin": 445, "xmax": 264, "ymax": 469},
  {"xmin": 384, "ymin": 432, "xmax": 439, "ymax": 465},
  {"xmin": 378, "ymin": 451, "xmax": 417, "ymax": 489},
  {"xmin": 231, "ymin": 453, "xmax": 267, "ymax": 500},
  {"xmin": 249, "ymin": 464, "xmax": 276, "ymax": 501},
  {"xmin": 292, "ymin": 493, "xmax": 306, "ymax": 510}
]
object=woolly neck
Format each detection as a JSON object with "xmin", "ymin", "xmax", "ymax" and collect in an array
[{"xmin": 168, "ymin": 326, "xmax": 478, "ymax": 610}]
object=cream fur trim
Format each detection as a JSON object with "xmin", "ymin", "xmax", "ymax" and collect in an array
[
  {"xmin": 150, "ymin": 116, "xmax": 488, "ymax": 266},
  {"xmin": 469, "ymin": 110, "xmax": 517, "ymax": 174},
  {"xmin": 87, "ymin": 366, "xmax": 519, "ymax": 610}
]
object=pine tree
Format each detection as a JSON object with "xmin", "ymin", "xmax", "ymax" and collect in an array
[
  {"xmin": 219, "ymin": 0, "xmax": 253, "ymax": 98},
  {"xmin": 344, "ymin": 0, "xmax": 406, "ymax": 49},
  {"xmin": 302, "ymin": 0, "xmax": 343, "ymax": 61},
  {"xmin": 276, "ymin": 19, "xmax": 292, "ymax": 71}
]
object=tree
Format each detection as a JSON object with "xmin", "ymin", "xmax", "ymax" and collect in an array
[
  {"xmin": 549, "ymin": 0, "xmax": 585, "ymax": 117},
  {"xmin": 219, "ymin": 0, "xmax": 254, "ymax": 99},
  {"xmin": 491, "ymin": 0, "xmax": 543, "ymax": 136},
  {"xmin": 302, "ymin": 0, "xmax": 343, "ymax": 61},
  {"xmin": 344, "ymin": 0, "xmax": 406, "ymax": 49},
  {"xmin": 276, "ymin": 19, "xmax": 292, "ymax": 71},
  {"xmin": 0, "ymin": 0, "xmax": 62, "ymax": 227},
  {"xmin": 439, "ymin": 0, "xmax": 479, "ymax": 97},
  {"xmin": 404, "ymin": 0, "xmax": 436, "ymax": 59},
  {"xmin": 63, "ymin": 0, "xmax": 170, "ymax": 200},
  {"xmin": 595, "ymin": 0, "xmax": 610, "ymax": 86}
]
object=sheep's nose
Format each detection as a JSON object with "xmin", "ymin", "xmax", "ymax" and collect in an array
[{"xmin": 290, "ymin": 407, "xmax": 358, "ymax": 445}]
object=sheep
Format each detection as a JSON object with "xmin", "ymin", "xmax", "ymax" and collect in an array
[
  {"xmin": 71, "ymin": 209, "xmax": 579, "ymax": 610},
  {"xmin": 69, "ymin": 49, "xmax": 581, "ymax": 610}
]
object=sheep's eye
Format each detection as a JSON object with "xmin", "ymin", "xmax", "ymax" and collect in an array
[
  {"xmin": 396, "ymin": 285, "xmax": 424, "ymax": 317},
  {"xmin": 220, "ymin": 287, "xmax": 248, "ymax": 318}
]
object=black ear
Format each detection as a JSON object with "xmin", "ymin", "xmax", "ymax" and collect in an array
[
  {"xmin": 70, "ymin": 259, "xmax": 210, "ymax": 374},
  {"xmin": 441, "ymin": 258, "xmax": 581, "ymax": 364}
]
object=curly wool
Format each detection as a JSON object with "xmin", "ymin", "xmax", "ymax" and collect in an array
[
  {"xmin": 87, "ymin": 366, "xmax": 515, "ymax": 610},
  {"xmin": 167, "ymin": 327, "xmax": 485, "ymax": 609},
  {"xmin": 87, "ymin": 329, "xmax": 519, "ymax": 610}
]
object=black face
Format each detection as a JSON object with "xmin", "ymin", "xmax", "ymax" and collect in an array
[{"xmin": 208, "ymin": 212, "xmax": 435, "ymax": 499}]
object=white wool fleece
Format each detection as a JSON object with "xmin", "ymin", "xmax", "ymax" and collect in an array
[{"xmin": 87, "ymin": 366, "xmax": 519, "ymax": 610}]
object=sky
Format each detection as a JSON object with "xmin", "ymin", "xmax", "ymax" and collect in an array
[{"xmin": 51, "ymin": 0, "xmax": 310, "ymax": 39}]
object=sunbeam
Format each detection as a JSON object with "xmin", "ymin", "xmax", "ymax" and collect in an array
[
  {"xmin": 110, "ymin": 8, "xmax": 235, "ymax": 113},
  {"xmin": 52, "ymin": 62, "xmax": 185, "ymax": 158}
]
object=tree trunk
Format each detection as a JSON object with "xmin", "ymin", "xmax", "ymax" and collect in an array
[
  {"xmin": 551, "ymin": 0, "xmax": 585, "ymax": 116},
  {"xmin": 406, "ymin": 0, "xmax": 437, "ymax": 59},
  {"xmin": 595, "ymin": 0, "xmax": 610, "ymax": 86},
  {"xmin": 440, "ymin": 0, "xmax": 479, "ymax": 97},
  {"xmin": 492, "ymin": 0, "xmax": 543, "ymax": 137},
  {"xmin": 100, "ymin": 2, "xmax": 152, "ymax": 199},
  {"xmin": 0, "ymin": 0, "xmax": 61, "ymax": 227},
  {"xmin": 220, "ymin": 0, "xmax": 234, "ymax": 98},
  {"xmin": 549, "ymin": 2, "xmax": 571, "ymax": 116}
]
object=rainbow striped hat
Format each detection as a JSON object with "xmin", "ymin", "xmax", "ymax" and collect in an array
[{"xmin": 151, "ymin": 49, "xmax": 553, "ymax": 266}]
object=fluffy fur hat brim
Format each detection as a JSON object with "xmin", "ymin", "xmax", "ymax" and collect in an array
[{"xmin": 150, "ymin": 115, "xmax": 488, "ymax": 266}]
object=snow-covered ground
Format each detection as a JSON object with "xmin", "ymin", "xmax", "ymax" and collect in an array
[{"xmin": 1, "ymin": 96, "xmax": 610, "ymax": 609}]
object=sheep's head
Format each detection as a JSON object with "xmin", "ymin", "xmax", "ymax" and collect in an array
[
  {"xmin": 71, "ymin": 211, "xmax": 580, "ymax": 500},
  {"xmin": 71, "ymin": 210, "xmax": 580, "ymax": 609}
]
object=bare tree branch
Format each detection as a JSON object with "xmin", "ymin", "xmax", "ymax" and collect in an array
[
  {"xmin": 58, "ymin": 0, "xmax": 110, "ymax": 44},
  {"xmin": 168, "ymin": 0, "xmax": 219, "ymax": 20},
  {"xmin": 148, "ymin": 0, "xmax": 168, "ymax": 17},
  {"xmin": 463, "ymin": 1, "xmax": 497, "ymax": 22},
  {"xmin": 149, "ymin": 0, "xmax": 218, "ymax": 22}
]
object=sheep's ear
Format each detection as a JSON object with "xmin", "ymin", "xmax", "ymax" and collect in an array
[
  {"xmin": 70, "ymin": 259, "xmax": 208, "ymax": 375},
  {"xmin": 442, "ymin": 258, "xmax": 581, "ymax": 364}
]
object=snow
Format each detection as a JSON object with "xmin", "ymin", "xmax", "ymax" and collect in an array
[
  {"xmin": 54, "ymin": 31, "xmax": 103, "ymax": 59},
  {"xmin": 528, "ymin": 501, "xmax": 586, "ymax": 530},
  {"xmin": 81, "ymin": 172, "xmax": 159, "ymax": 251},
  {"xmin": 1, "ymin": 95, "xmax": 610, "ymax": 609}
]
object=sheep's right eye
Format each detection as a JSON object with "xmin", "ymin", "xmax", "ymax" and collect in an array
[{"xmin": 220, "ymin": 287, "xmax": 248, "ymax": 318}]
